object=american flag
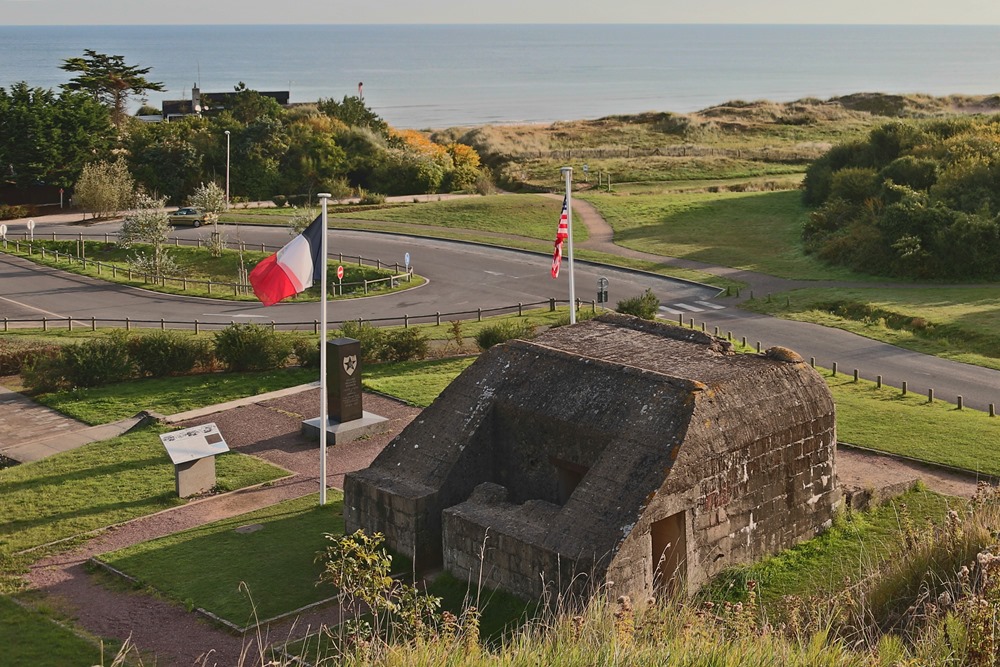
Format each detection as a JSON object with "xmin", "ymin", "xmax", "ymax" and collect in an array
[{"xmin": 551, "ymin": 196, "xmax": 569, "ymax": 278}]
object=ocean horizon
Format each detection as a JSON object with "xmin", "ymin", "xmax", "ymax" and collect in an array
[{"xmin": 3, "ymin": 24, "xmax": 1000, "ymax": 128}]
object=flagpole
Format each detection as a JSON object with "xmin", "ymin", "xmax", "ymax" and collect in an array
[
  {"xmin": 318, "ymin": 193, "xmax": 331, "ymax": 506},
  {"xmin": 561, "ymin": 167, "xmax": 576, "ymax": 324}
]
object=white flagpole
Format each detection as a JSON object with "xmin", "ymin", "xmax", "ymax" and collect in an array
[
  {"xmin": 318, "ymin": 193, "xmax": 331, "ymax": 506},
  {"xmin": 561, "ymin": 167, "xmax": 576, "ymax": 324}
]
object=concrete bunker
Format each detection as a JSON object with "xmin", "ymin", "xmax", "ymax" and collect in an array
[{"xmin": 344, "ymin": 314, "xmax": 839, "ymax": 600}]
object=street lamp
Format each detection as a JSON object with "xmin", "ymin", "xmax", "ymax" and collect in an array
[{"xmin": 224, "ymin": 130, "xmax": 231, "ymax": 209}]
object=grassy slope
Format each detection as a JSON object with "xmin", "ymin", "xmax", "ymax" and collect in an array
[
  {"xmin": 742, "ymin": 286, "xmax": 1000, "ymax": 371},
  {"xmin": 331, "ymin": 194, "xmax": 587, "ymax": 243},
  {"xmin": 0, "ymin": 427, "xmax": 285, "ymax": 555},
  {"xmin": 580, "ymin": 189, "xmax": 874, "ymax": 280}
]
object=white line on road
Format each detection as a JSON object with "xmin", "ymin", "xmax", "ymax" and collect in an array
[
  {"xmin": 673, "ymin": 303, "xmax": 705, "ymax": 313},
  {"xmin": 0, "ymin": 294, "xmax": 65, "ymax": 319},
  {"xmin": 695, "ymin": 301, "xmax": 726, "ymax": 310},
  {"xmin": 201, "ymin": 313, "xmax": 268, "ymax": 318},
  {"xmin": 659, "ymin": 306, "xmax": 684, "ymax": 315},
  {"xmin": 483, "ymin": 270, "xmax": 505, "ymax": 276}
]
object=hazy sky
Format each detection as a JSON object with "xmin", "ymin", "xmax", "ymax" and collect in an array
[{"xmin": 3, "ymin": 0, "xmax": 1000, "ymax": 26}]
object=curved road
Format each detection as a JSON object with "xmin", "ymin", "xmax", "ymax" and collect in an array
[{"xmin": 2, "ymin": 215, "xmax": 999, "ymax": 412}]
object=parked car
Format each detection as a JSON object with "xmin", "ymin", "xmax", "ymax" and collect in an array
[{"xmin": 168, "ymin": 207, "xmax": 207, "ymax": 227}]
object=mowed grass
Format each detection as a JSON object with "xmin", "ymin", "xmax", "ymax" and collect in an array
[
  {"xmin": 38, "ymin": 367, "xmax": 316, "ymax": 425},
  {"xmin": 826, "ymin": 373, "xmax": 1000, "ymax": 476},
  {"xmin": 0, "ymin": 595, "xmax": 105, "ymax": 665},
  {"xmin": 363, "ymin": 357, "xmax": 477, "ymax": 407},
  {"xmin": 711, "ymin": 487, "xmax": 956, "ymax": 606},
  {"xmin": 580, "ymin": 189, "xmax": 875, "ymax": 280},
  {"xmin": 98, "ymin": 494, "xmax": 345, "ymax": 624},
  {"xmin": 331, "ymin": 194, "xmax": 587, "ymax": 243},
  {"xmin": 0, "ymin": 427, "xmax": 286, "ymax": 555},
  {"xmin": 742, "ymin": 286, "xmax": 1000, "ymax": 371}
]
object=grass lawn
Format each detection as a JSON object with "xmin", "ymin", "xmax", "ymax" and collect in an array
[
  {"xmin": 710, "ymin": 487, "xmax": 956, "ymax": 607},
  {"xmin": 364, "ymin": 357, "xmax": 477, "ymax": 407},
  {"xmin": 825, "ymin": 373, "xmax": 1000, "ymax": 476},
  {"xmin": 0, "ymin": 595, "xmax": 106, "ymax": 666},
  {"xmin": 0, "ymin": 427, "xmax": 286, "ymax": 556},
  {"xmin": 38, "ymin": 367, "xmax": 316, "ymax": 425},
  {"xmin": 2, "ymin": 241, "xmax": 423, "ymax": 303},
  {"xmin": 579, "ymin": 189, "xmax": 877, "ymax": 281},
  {"xmin": 330, "ymin": 194, "xmax": 587, "ymax": 243},
  {"xmin": 742, "ymin": 286, "xmax": 1000, "ymax": 371},
  {"xmin": 97, "ymin": 494, "xmax": 346, "ymax": 625}
]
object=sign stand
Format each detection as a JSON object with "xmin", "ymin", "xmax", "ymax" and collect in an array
[
  {"xmin": 159, "ymin": 423, "xmax": 230, "ymax": 498},
  {"xmin": 301, "ymin": 337, "xmax": 390, "ymax": 445}
]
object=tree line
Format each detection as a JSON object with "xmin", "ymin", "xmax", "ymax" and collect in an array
[
  {"xmin": 802, "ymin": 117, "xmax": 1000, "ymax": 280},
  {"xmin": 0, "ymin": 51, "xmax": 486, "ymax": 208}
]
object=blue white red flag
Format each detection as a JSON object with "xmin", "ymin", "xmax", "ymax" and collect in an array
[
  {"xmin": 249, "ymin": 215, "xmax": 324, "ymax": 306},
  {"xmin": 551, "ymin": 196, "xmax": 569, "ymax": 278}
]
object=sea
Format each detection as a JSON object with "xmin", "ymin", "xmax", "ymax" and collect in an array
[{"xmin": 3, "ymin": 24, "xmax": 1000, "ymax": 129}]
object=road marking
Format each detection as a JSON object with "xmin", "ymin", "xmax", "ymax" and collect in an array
[
  {"xmin": 673, "ymin": 303, "xmax": 705, "ymax": 313},
  {"xmin": 0, "ymin": 294, "xmax": 65, "ymax": 319},
  {"xmin": 202, "ymin": 313, "xmax": 268, "ymax": 318},
  {"xmin": 695, "ymin": 301, "xmax": 726, "ymax": 310},
  {"xmin": 483, "ymin": 270, "xmax": 505, "ymax": 276},
  {"xmin": 659, "ymin": 305, "xmax": 684, "ymax": 315}
]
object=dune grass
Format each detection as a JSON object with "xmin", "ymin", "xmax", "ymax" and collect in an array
[
  {"xmin": 742, "ymin": 286, "xmax": 1000, "ymax": 371},
  {"xmin": 0, "ymin": 427, "xmax": 286, "ymax": 557},
  {"xmin": 579, "ymin": 189, "xmax": 876, "ymax": 281}
]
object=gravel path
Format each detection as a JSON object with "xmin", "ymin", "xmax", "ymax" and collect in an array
[{"xmin": 23, "ymin": 390, "xmax": 420, "ymax": 667}]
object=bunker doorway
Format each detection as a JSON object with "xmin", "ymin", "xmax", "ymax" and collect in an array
[{"xmin": 651, "ymin": 511, "xmax": 686, "ymax": 596}]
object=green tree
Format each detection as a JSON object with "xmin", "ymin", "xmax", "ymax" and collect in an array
[
  {"xmin": 188, "ymin": 181, "xmax": 227, "ymax": 256},
  {"xmin": 0, "ymin": 83, "xmax": 113, "ymax": 187},
  {"xmin": 279, "ymin": 117, "xmax": 346, "ymax": 200},
  {"xmin": 60, "ymin": 50, "xmax": 165, "ymax": 127},
  {"xmin": 318, "ymin": 95, "xmax": 389, "ymax": 138},
  {"xmin": 74, "ymin": 158, "xmax": 133, "ymax": 219},
  {"xmin": 126, "ymin": 116, "xmax": 208, "ymax": 203}
]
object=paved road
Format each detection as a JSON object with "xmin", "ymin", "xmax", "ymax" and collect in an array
[{"xmin": 3, "ymin": 216, "xmax": 999, "ymax": 412}]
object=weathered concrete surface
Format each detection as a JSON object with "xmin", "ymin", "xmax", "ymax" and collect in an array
[{"xmin": 345, "ymin": 313, "xmax": 838, "ymax": 600}]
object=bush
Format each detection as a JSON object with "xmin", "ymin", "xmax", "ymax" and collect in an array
[
  {"xmin": 59, "ymin": 331, "xmax": 134, "ymax": 388},
  {"xmin": 286, "ymin": 194, "xmax": 309, "ymax": 207},
  {"xmin": 292, "ymin": 337, "xmax": 320, "ymax": 369},
  {"xmin": 339, "ymin": 320, "xmax": 388, "ymax": 363},
  {"xmin": 129, "ymin": 331, "xmax": 208, "ymax": 378},
  {"xmin": 475, "ymin": 321, "xmax": 536, "ymax": 351},
  {"xmin": 21, "ymin": 354, "xmax": 66, "ymax": 392},
  {"xmin": 382, "ymin": 328, "xmax": 429, "ymax": 362},
  {"xmin": 0, "ymin": 204, "xmax": 29, "ymax": 221},
  {"xmin": 357, "ymin": 188, "xmax": 386, "ymax": 206},
  {"xmin": 0, "ymin": 338, "xmax": 60, "ymax": 376},
  {"xmin": 616, "ymin": 288, "xmax": 660, "ymax": 320},
  {"xmin": 213, "ymin": 323, "xmax": 292, "ymax": 372},
  {"xmin": 271, "ymin": 195, "xmax": 288, "ymax": 208}
]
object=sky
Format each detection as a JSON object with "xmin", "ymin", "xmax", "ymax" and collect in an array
[{"xmin": 3, "ymin": 0, "xmax": 1000, "ymax": 26}]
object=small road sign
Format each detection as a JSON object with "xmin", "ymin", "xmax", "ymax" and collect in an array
[
  {"xmin": 404, "ymin": 252, "xmax": 411, "ymax": 269},
  {"xmin": 337, "ymin": 265, "xmax": 345, "ymax": 281},
  {"xmin": 0, "ymin": 224, "xmax": 6, "ymax": 239}
]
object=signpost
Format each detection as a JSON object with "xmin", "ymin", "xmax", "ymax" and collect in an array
[
  {"xmin": 0, "ymin": 224, "xmax": 6, "ymax": 250},
  {"xmin": 597, "ymin": 276, "xmax": 609, "ymax": 304},
  {"xmin": 582, "ymin": 164, "xmax": 589, "ymax": 182},
  {"xmin": 26, "ymin": 219, "xmax": 35, "ymax": 241},
  {"xmin": 404, "ymin": 252, "xmax": 410, "ymax": 270},
  {"xmin": 337, "ymin": 265, "xmax": 344, "ymax": 295}
]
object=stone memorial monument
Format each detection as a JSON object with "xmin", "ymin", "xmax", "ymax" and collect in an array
[{"xmin": 302, "ymin": 337, "xmax": 389, "ymax": 444}]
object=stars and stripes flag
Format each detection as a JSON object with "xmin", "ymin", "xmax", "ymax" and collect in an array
[{"xmin": 551, "ymin": 196, "xmax": 569, "ymax": 278}]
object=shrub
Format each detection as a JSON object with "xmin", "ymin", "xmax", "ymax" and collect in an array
[
  {"xmin": 21, "ymin": 354, "xmax": 67, "ymax": 392},
  {"xmin": 356, "ymin": 187, "xmax": 387, "ymax": 206},
  {"xmin": 286, "ymin": 194, "xmax": 309, "ymax": 207},
  {"xmin": 59, "ymin": 330, "xmax": 134, "ymax": 388},
  {"xmin": 271, "ymin": 195, "xmax": 288, "ymax": 207},
  {"xmin": 292, "ymin": 337, "xmax": 320, "ymax": 369},
  {"xmin": 339, "ymin": 320, "xmax": 388, "ymax": 363},
  {"xmin": 129, "ymin": 331, "xmax": 208, "ymax": 378},
  {"xmin": 616, "ymin": 288, "xmax": 660, "ymax": 320},
  {"xmin": 383, "ymin": 328, "xmax": 429, "ymax": 362},
  {"xmin": 213, "ymin": 323, "xmax": 291, "ymax": 372},
  {"xmin": 0, "ymin": 204, "xmax": 29, "ymax": 221},
  {"xmin": 475, "ymin": 321, "xmax": 536, "ymax": 351},
  {"xmin": 0, "ymin": 339, "xmax": 60, "ymax": 376}
]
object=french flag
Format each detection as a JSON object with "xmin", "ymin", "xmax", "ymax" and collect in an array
[{"xmin": 249, "ymin": 214, "xmax": 325, "ymax": 306}]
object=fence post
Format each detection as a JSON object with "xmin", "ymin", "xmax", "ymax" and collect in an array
[
  {"xmin": 990, "ymin": 404, "xmax": 996, "ymax": 417},
  {"xmin": 2, "ymin": 317, "xmax": 6, "ymax": 332},
  {"xmin": 314, "ymin": 320, "xmax": 319, "ymax": 335},
  {"xmin": 549, "ymin": 298, "xmax": 555, "ymax": 312},
  {"xmin": 67, "ymin": 316, "xmax": 72, "ymax": 331},
  {"xmin": 377, "ymin": 259, "xmax": 381, "ymax": 270},
  {"xmin": 478, "ymin": 308, "xmax": 482, "ymax": 322},
  {"xmin": 195, "ymin": 319, "xmax": 200, "ymax": 335},
  {"xmin": 404, "ymin": 314, "xmax": 408, "ymax": 328},
  {"xmin": 271, "ymin": 320, "xmax": 276, "ymax": 332},
  {"xmin": 435, "ymin": 312, "xmax": 441, "ymax": 326},
  {"xmin": 756, "ymin": 341, "xmax": 761, "ymax": 353},
  {"xmin": 928, "ymin": 388, "xmax": 934, "ymax": 403},
  {"xmin": 853, "ymin": 369, "xmax": 859, "ymax": 382},
  {"xmin": 902, "ymin": 381, "xmax": 907, "ymax": 396},
  {"xmin": 701, "ymin": 322, "xmax": 706, "ymax": 332},
  {"xmin": 364, "ymin": 280, "xmax": 368, "ymax": 294},
  {"xmin": 688, "ymin": 318, "xmax": 694, "ymax": 328},
  {"xmin": 727, "ymin": 331, "xmax": 732, "ymax": 341},
  {"xmin": 126, "ymin": 317, "xmax": 130, "ymax": 331},
  {"xmin": 877, "ymin": 375, "xmax": 882, "ymax": 389},
  {"xmin": 518, "ymin": 302, "xmax": 523, "ymax": 317},
  {"xmin": 91, "ymin": 317, "xmax": 96, "ymax": 331},
  {"xmin": 592, "ymin": 299, "xmax": 596, "ymax": 313},
  {"xmin": 208, "ymin": 281, "xmax": 212, "ymax": 294},
  {"xmin": 42, "ymin": 317, "xmax": 47, "ymax": 332},
  {"xmin": 957, "ymin": 396, "xmax": 963, "ymax": 410},
  {"xmin": 810, "ymin": 356, "xmax": 815, "ymax": 368},
  {"xmin": 678, "ymin": 313, "xmax": 683, "ymax": 325},
  {"xmin": 831, "ymin": 362, "xmax": 837, "ymax": 376},
  {"xmin": 160, "ymin": 318, "xmax": 165, "ymax": 330}
]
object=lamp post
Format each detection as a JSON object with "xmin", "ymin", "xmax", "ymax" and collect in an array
[{"xmin": 224, "ymin": 130, "xmax": 231, "ymax": 209}]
